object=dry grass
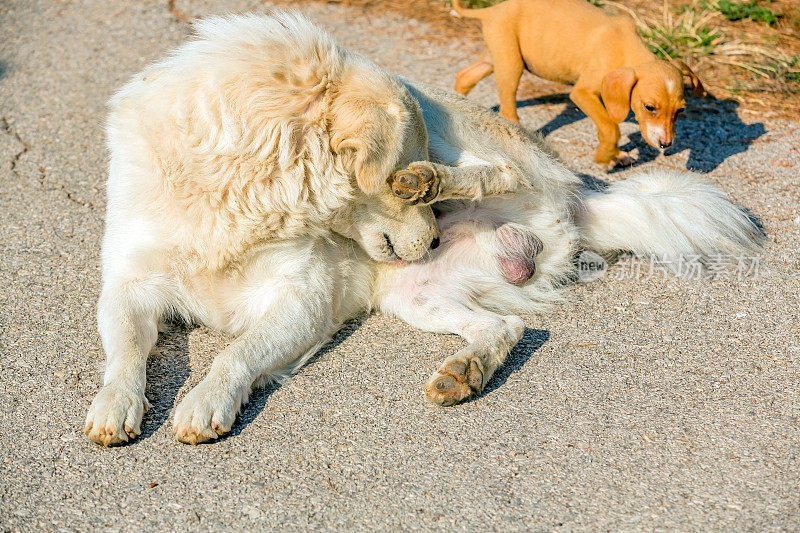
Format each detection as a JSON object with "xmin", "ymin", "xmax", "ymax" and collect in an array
[
  {"xmin": 457, "ymin": 0, "xmax": 800, "ymax": 112},
  {"xmin": 601, "ymin": 1, "xmax": 799, "ymax": 87},
  {"xmin": 284, "ymin": 0, "xmax": 800, "ymax": 116}
]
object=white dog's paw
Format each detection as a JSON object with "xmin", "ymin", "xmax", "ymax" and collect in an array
[
  {"xmin": 84, "ymin": 384, "xmax": 149, "ymax": 446},
  {"xmin": 173, "ymin": 381, "xmax": 240, "ymax": 445},
  {"xmin": 425, "ymin": 350, "xmax": 488, "ymax": 407}
]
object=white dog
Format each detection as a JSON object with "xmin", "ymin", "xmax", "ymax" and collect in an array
[{"xmin": 85, "ymin": 12, "xmax": 761, "ymax": 446}]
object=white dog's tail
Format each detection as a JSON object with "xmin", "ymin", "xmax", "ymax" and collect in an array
[{"xmin": 575, "ymin": 169, "xmax": 763, "ymax": 261}]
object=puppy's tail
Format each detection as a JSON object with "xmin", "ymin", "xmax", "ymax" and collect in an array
[
  {"xmin": 451, "ymin": 0, "xmax": 496, "ymax": 20},
  {"xmin": 575, "ymin": 169, "xmax": 763, "ymax": 263}
]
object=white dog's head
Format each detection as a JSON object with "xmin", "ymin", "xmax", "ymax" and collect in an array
[{"xmin": 328, "ymin": 67, "xmax": 443, "ymax": 262}]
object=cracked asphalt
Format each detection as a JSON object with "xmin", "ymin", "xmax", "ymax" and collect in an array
[{"xmin": 1, "ymin": 0, "xmax": 799, "ymax": 530}]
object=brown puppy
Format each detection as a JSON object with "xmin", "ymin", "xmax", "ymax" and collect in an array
[{"xmin": 453, "ymin": 0, "xmax": 706, "ymax": 169}]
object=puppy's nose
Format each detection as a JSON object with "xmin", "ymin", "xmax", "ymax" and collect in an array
[
  {"xmin": 429, "ymin": 237, "xmax": 440, "ymax": 249},
  {"xmin": 659, "ymin": 139, "xmax": 672, "ymax": 149}
]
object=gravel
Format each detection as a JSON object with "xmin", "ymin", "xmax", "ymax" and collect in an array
[{"xmin": 1, "ymin": 0, "xmax": 798, "ymax": 530}]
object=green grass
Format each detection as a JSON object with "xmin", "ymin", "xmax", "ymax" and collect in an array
[
  {"xmin": 703, "ymin": 1, "xmax": 780, "ymax": 25},
  {"xmin": 457, "ymin": 0, "xmax": 499, "ymax": 7}
]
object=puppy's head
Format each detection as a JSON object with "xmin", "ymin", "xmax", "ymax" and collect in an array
[
  {"xmin": 602, "ymin": 60, "xmax": 705, "ymax": 150},
  {"xmin": 328, "ymin": 67, "xmax": 438, "ymax": 262}
]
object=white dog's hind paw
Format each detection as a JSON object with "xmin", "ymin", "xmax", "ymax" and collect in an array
[
  {"xmin": 173, "ymin": 381, "xmax": 240, "ymax": 445},
  {"xmin": 425, "ymin": 351, "xmax": 487, "ymax": 407},
  {"xmin": 84, "ymin": 385, "xmax": 149, "ymax": 446}
]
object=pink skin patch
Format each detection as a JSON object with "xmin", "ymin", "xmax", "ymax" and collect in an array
[
  {"xmin": 497, "ymin": 256, "xmax": 536, "ymax": 285},
  {"xmin": 495, "ymin": 223, "xmax": 544, "ymax": 285}
]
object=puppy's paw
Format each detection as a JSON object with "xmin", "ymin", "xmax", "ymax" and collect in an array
[
  {"xmin": 425, "ymin": 351, "xmax": 487, "ymax": 407},
  {"xmin": 600, "ymin": 151, "xmax": 634, "ymax": 171},
  {"xmin": 388, "ymin": 162, "xmax": 439, "ymax": 204},
  {"xmin": 84, "ymin": 384, "xmax": 149, "ymax": 446},
  {"xmin": 173, "ymin": 381, "xmax": 240, "ymax": 445}
]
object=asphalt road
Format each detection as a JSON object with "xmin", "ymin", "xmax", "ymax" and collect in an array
[{"xmin": 1, "ymin": 0, "xmax": 798, "ymax": 530}]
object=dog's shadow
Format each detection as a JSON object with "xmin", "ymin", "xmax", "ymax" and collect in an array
[
  {"xmin": 134, "ymin": 318, "xmax": 360, "ymax": 443},
  {"xmin": 142, "ymin": 322, "xmax": 549, "ymax": 441},
  {"xmin": 225, "ymin": 325, "xmax": 550, "ymax": 426},
  {"xmin": 504, "ymin": 92, "xmax": 765, "ymax": 172},
  {"xmin": 478, "ymin": 327, "xmax": 550, "ymax": 399},
  {"xmin": 224, "ymin": 318, "xmax": 364, "ymax": 439},
  {"xmin": 139, "ymin": 322, "xmax": 192, "ymax": 440},
  {"xmin": 624, "ymin": 95, "xmax": 766, "ymax": 172}
]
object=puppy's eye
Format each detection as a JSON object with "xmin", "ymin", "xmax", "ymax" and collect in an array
[{"xmin": 644, "ymin": 104, "xmax": 656, "ymax": 113}]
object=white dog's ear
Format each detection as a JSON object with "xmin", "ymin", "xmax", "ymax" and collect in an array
[
  {"xmin": 330, "ymin": 91, "xmax": 403, "ymax": 194},
  {"xmin": 330, "ymin": 133, "xmax": 392, "ymax": 194}
]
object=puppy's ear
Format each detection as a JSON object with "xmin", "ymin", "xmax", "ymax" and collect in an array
[
  {"xmin": 601, "ymin": 68, "xmax": 637, "ymax": 123},
  {"xmin": 672, "ymin": 60, "xmax": 707, "ymax": 98},
  {"xmin": 330, "ymin": 95, "xmax": 403, "ymax": 194}
]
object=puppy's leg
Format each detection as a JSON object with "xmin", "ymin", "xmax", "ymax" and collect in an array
[
  {"xmin": 455, "ymin": 53, "xmax": 494, "ymax": 96},
  {"xmin": 569, "ymin": 87, "xmax": 632, "ymax": 169},
  {"xmin": 84, "ymin": 280, "xmax": 164, "ymax": 446},
  {"xmin": 482, "ymin": 27, "xmax": 524, "ymax": 122},
  {"xmin": 384, "ymin": 293, "xmax": 524, "ymax": 406},
  {"xmin": 172, "ymin": 285, "xmax": 333, "ymax": 444}
]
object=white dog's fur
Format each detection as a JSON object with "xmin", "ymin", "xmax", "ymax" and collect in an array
[{"xmin": 85, "ymin": 12, "xmax": 761, "ymax": 446}]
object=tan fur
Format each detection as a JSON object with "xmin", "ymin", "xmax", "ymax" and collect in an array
[{"xmin": 453, "ymin": 0, "xmax": 706, "ymax": 169}]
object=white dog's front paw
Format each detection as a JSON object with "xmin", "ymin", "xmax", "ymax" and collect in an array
[
  {"xmin": 84, "ymin": 384, "xmax": 149, "ymax": 446},
  {"xmin": 173, "ymin": 381, "xmax": 240, "ymax": 445}
]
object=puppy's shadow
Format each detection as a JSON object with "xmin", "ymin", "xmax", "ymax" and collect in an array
[
  {"xmin": 610, "ymin": 95, "xmax": 765, "ymax": 172},
  {"xmin": 224, "ymin": 317, "xmax": 364, "ymax": 438},
  {"xmin": 492, "ymin": 93, "xmax": 586, "ymax": 138},
  {"xmin": 140, "ymin": 322, "xmax": 192, "ymax": 440},
  {"xmin": 500, "ymin": 93, "xmax": 765, "ymax": 173},
  {"xmin": 480, "ymin": 327, "xmax": 550, "ymax": 398},
  {"xmin": 671, "ymin": 95, "xmax": 765, "ymax": 172}
]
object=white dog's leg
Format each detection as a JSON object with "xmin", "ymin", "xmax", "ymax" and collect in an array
[
  {"xmin": 84, "ymin": 280, "xmax": 164, "ymax": 446},
  {"xmin": 383, "ymin": 292, "xmax": 524, "ymax": 406},
  {"xmin": 172, "ymin": 286, "xmax": 335, "ymax": 444}
]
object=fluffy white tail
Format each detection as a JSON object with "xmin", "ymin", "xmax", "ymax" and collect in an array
[{"xmin": 575, "ymin": 169, "xmax": 763, "ymax": 260}]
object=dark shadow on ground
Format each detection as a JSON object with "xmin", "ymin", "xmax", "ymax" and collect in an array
[
  {"xmin": 140, "ymin": 322, "xmax": 192, "ymax": 440},
  {"xmin": 491, "ymin": 93, "xmax": 587, "ymax": 138},
  {"xmin": 495, "ymin": 93, "xmax": 765, "ymax": 173},
  {"xmin": 621, "ymin": 95, "xmax": 766, "ymax": 172},
  {"xmin": 225, "ymin": 317, "xmax": 364, "ymax": 438},
  {"xmin": 479, "ymin": 327, "xmax": 550, "ymax": 398}
]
